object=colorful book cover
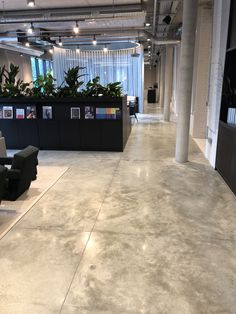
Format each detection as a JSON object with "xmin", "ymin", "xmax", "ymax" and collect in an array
[
  {"xmin": 26, "ymin": 106, "xmax": 37, "ymax": 119},
  {"xmin": 16, "ymin": 108, "xmax": 25, "ymax": 119},
  {"xmin": 96, "ymin": 107, "xmax": 121, "ymax": 119}
]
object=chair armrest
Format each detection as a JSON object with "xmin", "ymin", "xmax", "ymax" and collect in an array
[
  {"xmin": 7, "ymin": 169, "xmax": 21, "ymax": 179},
  {"xmin": 0, "ymin": 157, "xmax": 13, "ymax": 165}
]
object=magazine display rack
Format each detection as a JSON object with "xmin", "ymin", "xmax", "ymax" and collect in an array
[
  {"xmin": 0, "ymin": 96, "xmax": 131, "ymax": 151},
  {"xmin": 216, "ymin": 1, "xmax": 236, "ymax": 195}
]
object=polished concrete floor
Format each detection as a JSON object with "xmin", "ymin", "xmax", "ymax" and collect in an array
[{"xmin": 0, "ymin": 104, "xmax": 236, "ymax": 314}]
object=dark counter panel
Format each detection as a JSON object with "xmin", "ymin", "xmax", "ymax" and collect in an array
[
  {"xmin": 0, "ymin": 97, "xmax": 131, "ymax": 152},
  {"xmin": 216, "ymin": 122, "xmax": 236, "ymax": 195}
]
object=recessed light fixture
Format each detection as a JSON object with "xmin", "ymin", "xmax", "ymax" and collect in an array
[
  {"xmin": 58, "ymin": 37, "xmax": 63, "ymax": 46},
  {"xmin": 27, "ymin": 22, "xmax": 34, "ymax": 34},
  {"xmin": 49, "ymin": 48, "xmax": 53, "ymax": 54},
  {"xmin": 145, "ymin": 22, "xmax": 151, "ymax": 27},
  {"xmin": 27, "ymin": 0, "xmax": 35, "ymax": 7},
  {"xmin": 76, "ymin": 46, "xmax": 80, "ymax": 53},
  {"xmin": 147, "ymin": 38, "xmax": 151, "ymax": 41},
  {"xmin": 20, "ymin": 53, "xmax": 23, "ymax": 57},
  {"xmin": 103, "ymin": 46, "xmax": 108, "ymax": 52},
  {"xmin": 25, "ymin": 41, "xmax": 30, "ymax": 47},
  {"xmin": 73, "ymin": 21, "xmax": 79, "ymax": 34},
  {"xmin": 148, "ymin": 45, "xmax": 151, "ymax": 48},
  {"xmin": 92, "ymin": 35, "xmax": 97, "ymax": 45}
]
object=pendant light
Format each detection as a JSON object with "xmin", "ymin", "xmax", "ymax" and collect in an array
[
  {"xmin": 27, "ymin": 22, "xmax": 34, "ymax": 34},
  {"xmin": 92, "ymin": 35, "xmax": 97, "ymax": 45},
  {"xmin": 73, "ymin": 21, "xmax": 79, "ymax": 34},
  {"xmin": 27, "ymin": 0, "xmax": 35, "ymax": 7},
  {"xmin": 58, "ymin": 37, "xmax": 63, "ymax": 47}
]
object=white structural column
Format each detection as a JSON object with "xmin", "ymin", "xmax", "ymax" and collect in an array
[
  {"xmin": 159, "ymin": 49, "xmax": 166, "ymax": 107},
  {"xmin": 205, "ymin": 0, "xmax": 230, "ymax": 167},
  {"xmin": 175, "ymin": 0, "xmax": 198, "ymax": 163},
  {"xmin": 164, "ymin": 46, "xmax": 173, "ymax": 121},
  {"xmin": 156, "ymin": 59, "xmax": 161, "ymax": 102},
  {"xmin": 190, "ymin": 3, "xmax": 212, "ymax": 139}
]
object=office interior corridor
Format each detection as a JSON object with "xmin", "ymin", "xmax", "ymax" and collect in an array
[{"xmin": 0, "ymin": 103, "xmax": 236, "ymax": 314}]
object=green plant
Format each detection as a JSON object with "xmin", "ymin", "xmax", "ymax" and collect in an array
[
  {"xmin": 82, "ymin": 76, "xmax": 106, "ymax": 97},
  {"xmin": 0, "ymin": 65, "xmax": 6, "ymax": 95},
  {"xmin": 0, "ymin": 62, "xmax": 123, "ymax": 99},
  {"xmin": 31, "ymin": 71, "xmax": 56, "ymax": 97},
  {"xmin": 1, "ymin": 63, "xmax": 30, "ymax": 97},
  {"xmin": 104, "ymin": 82, "xmax": 122, "ymax": 97},
  {"xmin": 57, "ymin": 66, "xmax": 86, "ymax": 97}
]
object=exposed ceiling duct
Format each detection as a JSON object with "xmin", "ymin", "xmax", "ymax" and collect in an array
[{"xmin": 0, "ymin": 0, "xmax": 183, "ymax": 62}]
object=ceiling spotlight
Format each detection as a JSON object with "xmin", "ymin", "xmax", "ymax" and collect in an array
[
  {"xmin": 49, "ymin": 47, "xmax": 53, "ymax": 54},
  {"xmin": 27, "ymin": 22, "xmax": 34, "ymax": 34},
  {"xmin": 163, "ymin": 15, "xmax": 172, "ymax": 25},
  {"xmin": 103, "ymin": 46, "xmax": 108, "ymax": 52},
  {"xmin": 92, "ymin": 35, "xmax": 97, "ymax": 45},
  {"xmin": 20, "ymin": 53, "xmax": 23, "ymax": 57},
  {"xmin": 58, "ymin": 37, "xmax": 63, "ymax": 47},
  {"xmin": 147, "ymin": 38, "xmax": 151, "ymax": 41},
  {"xmin": 27, "ymin": 0, "xmax": 35, "ymax": 7},
  {"xmin": 25, "ymin": 41, "xmax": 30, "ymax": 47},
  {"xmin": 148, "ymin": 45, "xmax": 151, "ymax": 48},
  {"xmin": 76, "ymin": 46, "xmax": 80, "ymax": 53},
  {"xmin": 73, "ymin": 21, "xmax": 79, "ymax": 34},
  {"xmin": 145, "ymin": 22, "xmax": 151, "ymax": 27}
]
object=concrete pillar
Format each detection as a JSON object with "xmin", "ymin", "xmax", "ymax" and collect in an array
[
  {"xmin": 164, "ymin": 46, "xmax": 173, "ymax": 121},
  {"xmin": 175, "ymin": 0, "xmax": 198, "ymax": 163},
  {"xmin": 156, "ymin": 60, "xmax": 161, "ymax": 102},
  {"xmin": 205, "ymin": 0, "xmax": 230, "ymax": 167},
  {"xmin": 159, "ymin": 49, "xmax": 166, "ymax": 107},
  {"xmin": 190, "ymin": 3, "xmax": 212, "ymax": 139}
]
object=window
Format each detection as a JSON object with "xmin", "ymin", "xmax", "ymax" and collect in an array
[{"xmin": 31, "ymin": 57, "xmax": 53, "ymax": 82}]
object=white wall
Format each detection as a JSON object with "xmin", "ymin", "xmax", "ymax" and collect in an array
[
  {"xmin": 205, "ymin": 0, "xmax": 231, "ymax": 167},
  {"xmin": 0, "ymin": 49, "xmax": 32, "ymax": 84},
  {"xmin": 144, "ymin": 64, "xmax": 159, "ymax": 103},
  {"xmin": 144, "ymin": 65, "xmax": 157, "ymax": 89}
]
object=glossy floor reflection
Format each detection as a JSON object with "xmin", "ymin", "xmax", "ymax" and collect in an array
[{"xmin": 0, "ymin": 104, "xmax": 236, "ymax": 314}]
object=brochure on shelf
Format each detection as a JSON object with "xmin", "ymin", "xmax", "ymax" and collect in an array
[
  {"xmin": 227, "ymin": 108, "xmax": 236, "ymax": 125},
  {"xmin": 96, "ymin": 107, "xmax": 121, "ymax": 119},
  {"xmin": 71, "ymin": 107, "xmax": 80, "ymax": 119},
  {"xmin": 26, "ymin": 106, "xmax": 37, "ymax": 119},
  {"xmin": 42, "ymin": 106, "xmax": 53, "ymax": 119},
  {"xmin": 16, "ymin": 108, "xmax": 25, "ymax": 119},
  {"xmin": 85, "ymin": 106, "xmax": 94, "ymax": 119},
  {"xmin": 3, "ymin": 106, "xmax": 13, "ymax": 119}
]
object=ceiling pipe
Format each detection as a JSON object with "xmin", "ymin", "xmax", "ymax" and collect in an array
[
  {"xmin": 152, "ymin": 0, "xmax": 158, "ymax": 36},
  {"xmin": 0, "ymin": 4, "xmax": 142, "ymax": 23},
  {"xmin": 0, "ymin": 13, "xmax": 144, "ymax": 24}
]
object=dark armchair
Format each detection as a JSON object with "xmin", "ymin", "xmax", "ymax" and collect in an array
[
  {"xmin": 0, "ymin": 145, "xmax": 39, "ymax": 201},
  {"xmin": 0, "ymin": 165, "xmax": 7, "ymax": 204}
]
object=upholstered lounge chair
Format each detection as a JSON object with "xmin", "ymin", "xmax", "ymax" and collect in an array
[
  {"xmin": 0, "ymin": 132, "xmax": 7, "ymax": 158},
  {"xmin": 0, "ymin": 165, "xmax": 7, "ymax": 204},
  {"xmin": 0, "ymin": 145, "xmax": 39, "ymax": 201}
]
